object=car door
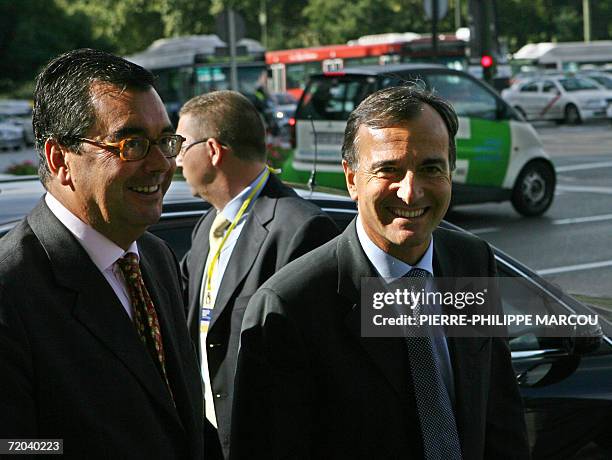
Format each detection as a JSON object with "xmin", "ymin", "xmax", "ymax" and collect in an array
[
  {"xmin": 539, "ymin": 80, "xmax": 563, "ymax": 121},
  {"xmin": 497, "ymin": 261, "xmax": 612, "ymax": 459},
  {"xmin": 515, "ymin": 81, "xmax": 540, "ymax": 119}
]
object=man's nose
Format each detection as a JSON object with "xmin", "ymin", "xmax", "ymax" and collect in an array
[
  {"xmin": 144, "ymin": 144, "xmax": 174, "ymax": 173},
  {"xmin": 396, "ymin": 171, "xmax": 423, "ymax": 204},
  {"xmin": 175, "ymin": 149, "xmax": 184, "ymax": 168}
]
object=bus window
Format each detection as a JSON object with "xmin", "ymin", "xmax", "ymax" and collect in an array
[{"xmin": 286, "ymin": 62, "xmax": 323, "ymax": 92}]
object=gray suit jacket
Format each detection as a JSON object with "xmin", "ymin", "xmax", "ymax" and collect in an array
[
  {"xmin": 231, "ymin": 219, "xmax": 529, "ymax": 459},
  {"xmin": 181, "ymin": 174, "xmax": 339, "ymax": 456},
  {"xmin": 0, "ymin": 199, "xmax": 204, "ymax": 459}
]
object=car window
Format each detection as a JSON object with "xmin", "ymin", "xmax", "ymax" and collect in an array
[
  {"xmin": 297, "ymin": 77, "xmax": 375, "ymax": 121},
  {"xmin": 587, "ymin": 75, "xmax": 612, "ymax": 89},
  {"xmin": 559, "ymin": 77, "xmax": 600, "ymax": 91},
  {"xmin": 427, "ymin": 73, "xmax": 498, "ymax": 120},
  {"xmin": 541, "ymin": 81, "xmax": 557, "ymax": 93},
  {"xmin": 520, "ymin": 82, "xmax": 539, "ymax": 92},
  {"xmin": 149, "ymin": 218, "xmax": 200, "ymax": 260},
  {"xmin": 497, "ymin": 265, "xmax": 568, "ymax": 351},
  {"xmin": 380, "ymin": 75, "xmax": 426, "ymax": 90}
]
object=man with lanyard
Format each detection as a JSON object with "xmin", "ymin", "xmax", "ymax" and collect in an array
[{"xmin": 176, "ymin": 90, "xmax": 339, "ymax": 458}]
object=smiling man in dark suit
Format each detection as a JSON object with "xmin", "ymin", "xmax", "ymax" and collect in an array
[
  {"xmin": 176, "ymin": 90, "xmax": 338, "ymax": 458},
  {"xmin": 0, "ymin": 49, "xmax": 203, "ymax": 459},
  {"xmin": 231, "ymin": 85, "xmax": 530, "ymax": 459}
]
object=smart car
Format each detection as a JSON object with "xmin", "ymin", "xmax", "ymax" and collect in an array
[{"xmin": 284, "ymin": 64, "xmax": 556, "ymax": 217}]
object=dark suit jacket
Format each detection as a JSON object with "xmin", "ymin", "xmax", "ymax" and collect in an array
[
  {"xmin": 181, "ymin": 174, "xmax": 339, "ymax": 456},
  {"xmin": 0, "ymin": 200, "xmax": 204, "ymax": 460},
  {"xmin": 231, "ymin": 219, "xmax": 529, "ymax": 459}
]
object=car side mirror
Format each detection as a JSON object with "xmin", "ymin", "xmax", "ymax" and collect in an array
[
  {"xmin": 562, "ymin": 321, "xmax": 603, "ymax": 355},
  {"xmin": 517, "ymin": 354, "xmax": 580, "ymax": 388}
]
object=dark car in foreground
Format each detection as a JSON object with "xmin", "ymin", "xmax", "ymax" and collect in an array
[{"xmin": 1, "ymin": 177, "xmax": 610, "ymax": 459}]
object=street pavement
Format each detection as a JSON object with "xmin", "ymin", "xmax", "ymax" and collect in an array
[{"xmin": 448, "ymin": 121, "xmax": 612, "ymax": 298}]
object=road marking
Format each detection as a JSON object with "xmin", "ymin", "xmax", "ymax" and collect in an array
[
  {"xmin": 553, "ymin": 213, "xmax": 612, "ymax": 225},
  {"xmin": 468, "ymin": 227, "xmax": 500, "ymax": 235},
  {"xmin": 556, "ymin": 160, "xmax": 612, "ymax": 172},
  {"xmin": 556, "ymin": 185, "xmax": 612, "ymax": 195},
  {"xmin": 537, "ymin": 260, "xmax": 612, "ymax": 275}
]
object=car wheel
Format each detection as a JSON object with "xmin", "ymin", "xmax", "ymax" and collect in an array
[
  {"xmin": 511, "ymin": 161, "xmax": 556, "ymax": 217},
  {"xmin": 564, "ymin": 104, "xmax": 582, "ymax": 125}
]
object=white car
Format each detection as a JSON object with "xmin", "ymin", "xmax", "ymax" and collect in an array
[
  {"xmin": 0, "ymin": 100, "xmax": 34, "ymax": 147},
  {"xmin": 501, "ymin": 75, "xmax": 612, "ymax": 124},
  {"xmin": 0, "ymin": 119, "xmax": 25, "ymax": 150}
]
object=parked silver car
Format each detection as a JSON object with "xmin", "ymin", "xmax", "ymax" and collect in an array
[
  {"xmin": 0, "ymin": 117, "xmax": 25, "ymax": 150},
  {"xmin": 0, "ymin": 99, "xmax": 34, "ymax": 147},
  {"xmin": 501, "ymin": 75, "xmax": 612, "ymax": 124}
]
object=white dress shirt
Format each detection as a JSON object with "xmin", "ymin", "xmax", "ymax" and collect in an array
[
  {"xmin": 200, "ymin": 167, "xmax": 269, "ymax": 426},
  {"xmin": 45, "ymin": 193, "xmax": 138, "ymax": 319}
]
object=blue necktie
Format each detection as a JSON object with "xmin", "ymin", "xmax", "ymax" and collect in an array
[{"xmin": 405, "ymin": 268, "xmax": 462, "ymax": 460}]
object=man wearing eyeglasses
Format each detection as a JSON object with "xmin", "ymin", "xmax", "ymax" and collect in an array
[
  {"xmin": 0, "ymin": 49, "xmax": 204, "ymax": 459},
  {"xmin": 176, "ymin": 90, "xmax": 339, "ymax": 458}
]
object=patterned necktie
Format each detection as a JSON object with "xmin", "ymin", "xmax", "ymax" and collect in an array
[
  {"xmin": 200, "ymin": 212, "xmax": 231, "ymax": 309},
  {"xmin": 117, "ymin": 253, "xmax": 173, "ymax": 400},
  {"xmin": 405, "ymin": 268, "xmax": 462, "ymax": 460}
]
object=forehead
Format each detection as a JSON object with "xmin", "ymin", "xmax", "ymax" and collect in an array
[
  {"xmin": 89, "ymin": 81, "xmax": 171, "ymax": 136},
  {"xmin": 356, "ymin": 105, "xmax": 449, "ymax": 164},
  {"xmin": 176, "ymin": 113, "xmax": 205, "ymax": 139}
]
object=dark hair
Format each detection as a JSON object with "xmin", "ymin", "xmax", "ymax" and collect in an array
[
  {"xmin": 179, "ymin": 90, "xmax": 266, "ymax": 162},
  {"xmin": 33, "ymin": 48, "xmax": 156, "ymax": 186},
  {"xmin": 341, "ymin": 84, "xmax": 458, "ymax": 171}
]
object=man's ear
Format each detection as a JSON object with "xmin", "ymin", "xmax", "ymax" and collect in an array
[
  {"xmin": 207, "ymin": 138, "xmax": 227, "ymax": 167},
  {"xmin": 342, "ymin": 160, "xmax": 358, "ymax": 202},
  {"xmin": 44, "ymin": 139, "xmax": 73, "ymax": 187}
]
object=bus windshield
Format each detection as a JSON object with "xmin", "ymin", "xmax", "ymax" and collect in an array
[{"xmin": 296, "ymin": 76, "xmax": 376, "ymax": 121}]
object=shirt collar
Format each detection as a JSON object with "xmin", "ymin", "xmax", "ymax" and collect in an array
[
  {"xmin": 356, "ymin": 214, "xmax": 433, "ymax": 280},
  {"xmin": 220, "ymin": 167, "xmax": 269, "ymax": 222},
  {"xmin": 45, "ymin": 193, "xmax": 139, "ymax": 271}
]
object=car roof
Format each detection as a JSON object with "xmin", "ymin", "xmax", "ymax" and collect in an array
[{"xmin": 310, "ymin": 63, "xmax": 449, "ymax": 78}]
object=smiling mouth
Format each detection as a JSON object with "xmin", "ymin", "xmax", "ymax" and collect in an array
[
  {"xmin": 129, "ymin": 185, "xmax": 161, "ymax": 194},
  {"xmin": 390, "ymin": 207, "xmax": 427, "ymax": 218}
]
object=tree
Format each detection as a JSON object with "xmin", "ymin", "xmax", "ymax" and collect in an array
[{"xmin": 0, "ymin": 0, "xmax": 109, "ymax": 95}]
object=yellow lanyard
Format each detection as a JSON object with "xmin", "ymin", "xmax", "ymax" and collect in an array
[{"xmin": 204, "ymin": 167, "xmax": 272, "ymax": 304}]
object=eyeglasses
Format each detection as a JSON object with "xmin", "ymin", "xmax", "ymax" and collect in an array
[
  {"xmin": 179, "ymin": 138, "xmax": 229, "ymax": 156},
  {"xmin": 76, "ymin": 134, "xmax": 186, "ymax": 161}
]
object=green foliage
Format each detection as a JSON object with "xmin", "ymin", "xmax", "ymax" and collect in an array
[
  {"xmin": 497, "ymin": 0, "xmax": 610, "ymax": 52},
  {"xmin": 0, "ymin": 0, "xmax": 610, "ymax": 97},
  {"xmin": 4, "ymin": 160, "xmax": 38, "ymax": 175},
  {"xmin": 0, "ymin": 0, "xmax": 110, "ymax": 94}
]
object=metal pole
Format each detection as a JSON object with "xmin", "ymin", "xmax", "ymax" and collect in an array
[
  {"xmin": 259, "ymin": 0, "xmax": 268, "ymax": 49},
  {"xmin": 228, "ymin": 8, "xmax": 238, "ymax": 91},
  {"xmin": 583, "ymin": 0, "xmax": 591, "ymax": 43},
  {"xmin": 455, "ymin": 0, "xmax": 461, "ymax": 30},
  {"xmin": 432, "ymin": 0, "xmax": 439, "ymax": 58}
]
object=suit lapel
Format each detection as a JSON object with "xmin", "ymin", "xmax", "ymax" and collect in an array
[
  {"xmin": 208, "ymin": 177, "xmax": 279, "ymax": 330},
  {"xmin": 189, "ymin": 210, "xmax": 215, "ymax": 313},
  {"xmin": 27, "ymin": 200, "xmax": 181, "ymax": 427},
  {"xmin": 339, "ymin": 220, "xmax": 412, "ymax": 403},
  {"xmin": 140, "ymin": 250, "xmax": 187, "ymax": 430}
]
